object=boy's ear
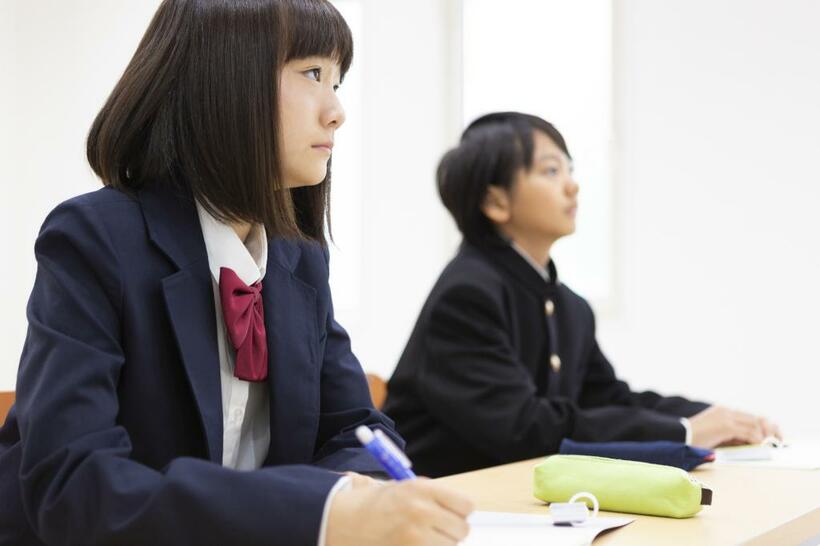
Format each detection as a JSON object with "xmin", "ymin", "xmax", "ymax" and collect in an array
[{"xmin": 481, "ymin": 185, "xmax": 511, "ymax": 225}]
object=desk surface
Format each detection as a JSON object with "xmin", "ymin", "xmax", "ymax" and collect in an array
[{"xmin": 437, "ymin": 459, "xmax": 820, "ymax": 545}]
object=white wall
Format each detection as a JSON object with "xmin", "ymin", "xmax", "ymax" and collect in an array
[
  {"xmin": 328, "ymin": 0, "xmax": 462, "ymax": 381},
  {"xmin": 0, "ymin": 0, "xmax": 163, "ymax": 390},
  {"xmin": 3, "ymin": 0, "xmax": 819, "ymax": 439},
  {"xmin": 0, "ymin": 0, "xmax": 461, "ymax": 389},
  {"xmin": 462, "ymin": 0, "xmax": 615, "ymax": 306},
  {"xmin": 599, "ymin": 0, "xmax": 820, "ymax": 437}
]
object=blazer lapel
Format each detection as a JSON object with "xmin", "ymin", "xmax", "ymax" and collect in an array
[
  {"xmin": 139, "ymin": 183, "xmax": 224, "ymax": 463},
  {"xmin": 263, "ymin": 240, "xmax": 322, "ymax": 465}
]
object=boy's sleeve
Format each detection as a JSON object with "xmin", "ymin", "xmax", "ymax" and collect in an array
[
  {"xmin": 577, "ymin": 303, "xmax": 710, "ymax": 419},
  {"xmin": 416, "ymin": 283, "xmax": 693, "ymax": 460}
]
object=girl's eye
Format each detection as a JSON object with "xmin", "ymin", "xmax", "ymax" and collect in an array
[
  {"xmin": 306, "ymin": 68, "xmax": 321, "ymax": 81},
  {"xmin": 541, "ymin": 166, "xmax": 560, "ymax": 177}
]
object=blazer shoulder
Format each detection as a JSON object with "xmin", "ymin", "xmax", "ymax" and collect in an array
[
  {"xmin": 54, "ymin": 186, "xmax": 137, "ymax": 214},
  {"xmin": 272, "ymin": 238, "xmax": 330, "ymax": 294},
  {"xmin": 42, "ymin": 186, "xmax": 140, "ymax": 233},
  {"xmin": 33, "ymin": 187, "xmax": 131, "ymax": 314},
  {"xmin": 296, "ymin": 239, "xmax": 329, "ymax": 269}
]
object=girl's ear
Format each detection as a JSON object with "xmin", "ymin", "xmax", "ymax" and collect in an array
[{"xmin": 481, "ymin": 185, "xmax": 512, "ymax": 225}]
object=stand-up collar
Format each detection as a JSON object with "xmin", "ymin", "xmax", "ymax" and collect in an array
[{"xmin": 465, "ymin": 233, "xmax": 559, "ymax": 298}]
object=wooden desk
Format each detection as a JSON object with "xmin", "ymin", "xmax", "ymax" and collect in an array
[{"xmin": 437, "ymin": 459, "xmax": 820, "ymax": 545}]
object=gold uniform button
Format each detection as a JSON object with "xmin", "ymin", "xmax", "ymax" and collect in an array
[
  {"xmin": 545, "ymin": 299, "xmax": 555, "ymax": 316},
  {"xmin": 550, "ymin": 354, "xmax": 561, "ymax": 372}
]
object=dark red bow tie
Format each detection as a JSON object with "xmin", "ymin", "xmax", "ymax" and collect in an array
[{"xmin": 219, "ymin": 267, "xmax": 268, "ymax": 382}]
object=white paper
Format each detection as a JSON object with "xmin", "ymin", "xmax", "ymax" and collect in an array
[
  {"xmin": 714, "ymin": 440, "xmax": 820, "ymax": 470},
  {"xmin": 462, "ymin": 511, "xmax": 633, "ymax": 546},
  {"xmin": 715, "ymin": 445, "xmax": 773, "ymax": 461}
]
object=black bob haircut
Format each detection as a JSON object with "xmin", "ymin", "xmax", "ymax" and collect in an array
[
  {"xmin": 437, "ymin": 111, "xmax": 571, "ymax": 244},
  {"xmin": 87, "ymin": 0, "xmax": 353, "ymax": 245}
]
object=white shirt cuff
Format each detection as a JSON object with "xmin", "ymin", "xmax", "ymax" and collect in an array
[
  {"xmin": 680, "ymin": 417, "xmax": 693, "ymax": 445},
  {"xmin": 317, "ymin": 476, "xmax": 352, "ymax": 546}
]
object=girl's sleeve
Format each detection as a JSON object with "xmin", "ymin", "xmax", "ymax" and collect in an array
[
  {"xmin": 16, "ymin": 200, "xmax": 341, "ymax": 546},
  {"xmin": 310, "ymin": 247, "xmax": 404, "ymax": 474}
]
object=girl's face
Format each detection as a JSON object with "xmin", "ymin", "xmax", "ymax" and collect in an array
[
  {"xmin": 278, "ymin": 56, "xmax": 346, "ymax": 188},
  {"xmin": 485, "ymin": 130, "xmax": 579, "ymax": 243}
]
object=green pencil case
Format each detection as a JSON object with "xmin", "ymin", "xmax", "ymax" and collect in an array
[{"xmin": 533, "ymin": 455, "xmax": 713, "ymax": 518}]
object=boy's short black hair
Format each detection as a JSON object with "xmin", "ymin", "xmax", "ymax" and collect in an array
[
  {"xmin": 437, "ymin": 112, "xmax": 571, "ymax": 244},
  {"xmin": 87, "ymin": 0, "xmax": 352, "ymax": 244}
]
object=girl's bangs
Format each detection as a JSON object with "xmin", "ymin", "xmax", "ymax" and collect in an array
[{"xmin": 282, "ymin": 0, "xmax": 353, "ymax": 76}]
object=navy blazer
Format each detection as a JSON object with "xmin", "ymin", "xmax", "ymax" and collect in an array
[
  {"xmin": 0, "ymin": 183, "xmax": 401, "ymax": 545},
  {"xmin": 383, "ymin": 236, "xmax": 708, "ymax": 477}
]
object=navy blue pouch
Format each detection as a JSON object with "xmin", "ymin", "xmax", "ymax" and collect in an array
[{"xmin": 558, "ymin": 439, "xmax": 714, "ymax": 471}]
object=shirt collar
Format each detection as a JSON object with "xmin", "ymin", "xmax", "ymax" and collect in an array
[
  {"xmin": 195, "ymin": 200, "xmax": 268, "ymax": 285},
  {"xmin": 510, "ymin": 241, "xmax": 551, "ymax": 282},
  {"xmin": 465, "ymin": 232, "xmax": 560, "ymax": 299}
]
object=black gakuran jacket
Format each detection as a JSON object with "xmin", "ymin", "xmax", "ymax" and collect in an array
[{"xmin": 383, "ymin": 235, "xmax": 708, "ymax": 477}]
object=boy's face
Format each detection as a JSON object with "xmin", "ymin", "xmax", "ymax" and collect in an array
[{"xmin": 486, "ymin": 130, "xmax": 579, "ymax": 244}]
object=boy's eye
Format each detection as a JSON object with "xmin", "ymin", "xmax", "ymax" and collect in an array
[{"xmin": 305, "ymin": 68, "xmax": 321, "ymax": 81}]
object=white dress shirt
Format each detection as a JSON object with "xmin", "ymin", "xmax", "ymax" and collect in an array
[
  {"xmin": 195, "ymin": 202, "xmax": 347, "ymax": 544},
  {"xmin": 196, "ymin": 201, "xmax": 271, "ymax": 470}
]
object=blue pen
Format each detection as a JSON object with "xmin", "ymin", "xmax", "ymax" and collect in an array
[{"xmin": 355, "ymin": 425, "xmax": 417, "ymax": 481}]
